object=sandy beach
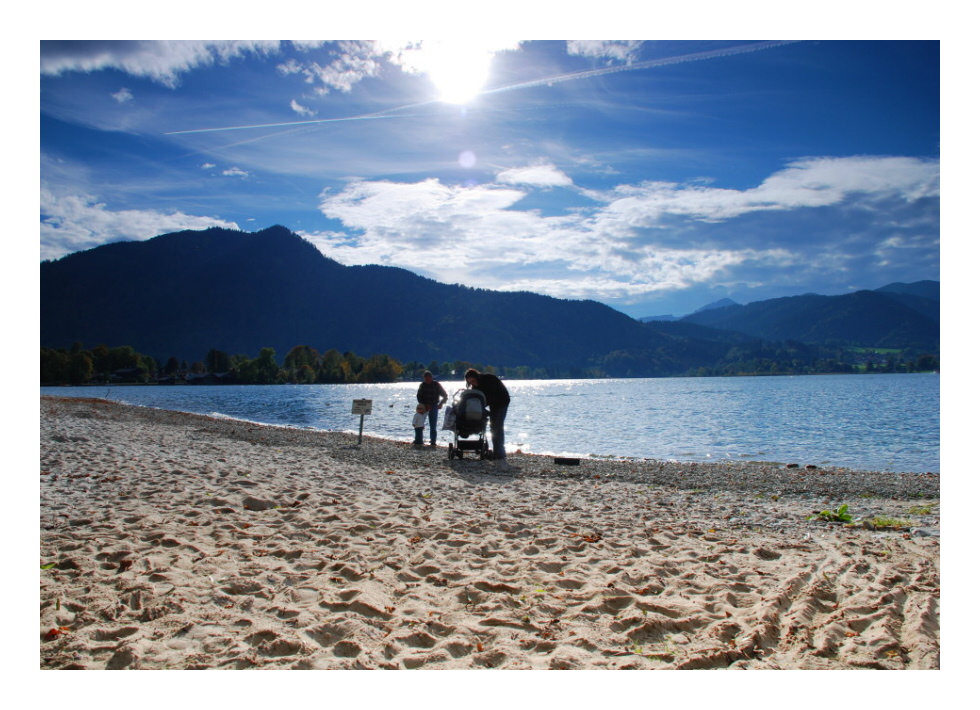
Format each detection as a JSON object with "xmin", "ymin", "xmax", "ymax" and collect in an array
[{"xmin": 39, "ymin": 395, "xmax": 939, "ymax": 670}]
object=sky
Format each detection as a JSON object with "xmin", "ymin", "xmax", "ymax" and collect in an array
[{"xmin": 39, "ymin": 38, "xmax": 940, "ymax": 318}]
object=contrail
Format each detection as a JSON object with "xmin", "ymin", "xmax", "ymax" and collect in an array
[
  {"xmin": 481, "ymin": 40, "xmax": 800, "ymax": 96},
  {"xmin": 165, "ymin": 41, "xmax": 799, "ymax": 136},
  {"xmin": 165, "ymin": 112, "xmax": 404, "ymax": 135}
]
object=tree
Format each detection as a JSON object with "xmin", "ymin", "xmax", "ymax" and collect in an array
[
  {"xmin": 91, "ymin": 344, "xmax": 111, "ymax": 378},
  {"xmin": 92, "ymin": 345, "xmax": 138, "ymax": 374},
  {"xmin": 360, "ymin": 354, "xmax": 404, "ymax": 383},
  {"xmin": 318, "ymin": 349, "xmax": 345, "ymax": 382},
  {"xmin": 285, "ymin": 345, "xmax": 320, "ymax": 382},
  {"xmin": 139, "ymin": 355, "xmax": 158, "ymax": 379},
  {"xmin": 295, "ymin": 364, "xmax": 316, "ymax": 384},
  {"xmin": 341, "ymin": 351, "xmax": 365, "ymax": 382},
  {"xmin": 66, "ymin": 352, "xmax": 93, "ymax": 385},
  {"xmin": 285, "ymin": 345, "xmax": 320, "ymax": 371},
  {"xmin": 163, "ymin": 356, "xmax": 180, "ymax": 375},
  {"xmin": 915, "ymin": 354, "xmax": 939, "ymax": 372},
  {"xmin": 41, "ymin": 348, "xmax": 69, "ymax": 383},
  {"xmin": 253, "ymin": 347, "xmax": 280, "ymax": 384},
  {"xmin": 205, "ymin": 348, "xmax": 232, "ymax": 373}
]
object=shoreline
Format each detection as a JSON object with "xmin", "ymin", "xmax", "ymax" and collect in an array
[
  {"xmin": 40, "ymin": 376, "xmax": 940, "ymax": 475},
  {"xmin": 40, "ymin": 395, "xmax": 939, "ymax": 669}
]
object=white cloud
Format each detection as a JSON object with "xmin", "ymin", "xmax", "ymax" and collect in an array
[
  {"xmin": 319, "ymin": 178, "xmax": 531, "ymax": 244},
  {"xmin": 290, "ymin": 99, "xmax": 315, "ymax": 117},
  {"xmin": 40, "ymin": 40, "xmax": 282, "ymax": 87},
  {"xmin": 221, "ymin": 167, "xmax": 250, "ymax": 178},
  {"xmin": 591, "ymin": 156, "xmax": 940, "ymax": 226},
  {"xmin": 314, "ymin": 177, "xmax": 777, "ymax": 300},
  {"xmin": 496, "ymin": 163, "xmax": 574, "ymax": 188},
  {"xmin": 753, "ymin": 156, "xmax": 940, "ymax": 207},
  {"xmin": 310, "ymin": 155, "xmax": 938, "ymax": 304},
  {"xmin": 567, "ymin": 41, "xmax": 643, "ymax": 64},
  {"xmin": 379, "ymin": 40, "xmax": 523, "ymax": 75},
  {"xmin": 297, "ymin": 41, "xmax": 384, "ymax": 94},
  {"xmin": 276, "ymin": 58, "xmax": 304, "ymax": 76},
  {"xmin": 40, "ymin": 184, "xmax": 238, "ymax": 260},
  {"xmin": 111, "ymin": 87, "xmax": 133, "ymax": 103},
  {"xmin": 316, "ymin": 178, "xmax": 565, "ymax": 280},
  {"xmin": 289, "ymin": 41, "xmax": 327, "ymax": 52}
]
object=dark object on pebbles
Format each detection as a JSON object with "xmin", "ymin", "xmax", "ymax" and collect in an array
[{"xmin": 554, "ymin": 457, "xmax": 580, "ymax": 466}]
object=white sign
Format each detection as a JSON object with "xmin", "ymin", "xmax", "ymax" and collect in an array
[{"xmin": 351, "ymin": 399, "xmax": 373, "ymax": 415}]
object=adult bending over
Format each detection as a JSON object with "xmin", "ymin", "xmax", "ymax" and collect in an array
[{"xmin": 463, "ymin": 368, "xmax": 511, "ymax": 460}]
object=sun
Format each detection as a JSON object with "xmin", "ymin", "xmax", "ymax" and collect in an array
[{"xmin": 420, "ymin": 42, "xmax": 494, "ymax": 104}]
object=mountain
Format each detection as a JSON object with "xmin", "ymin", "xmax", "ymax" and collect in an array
[
  {"xmin": 40, "ymin": 227, "xmax": 940, "ymax": 375},
  {"xmin": 639, "ymin": 297, "xmax": 740, "ymax": 322},
  {"xmin": 873, "ymin": 281, "xmax": 940, "ymax": 321},
  {"xmin": 40, "ymin": 226, "xmax": 734, "ymax": 375},
  {"xmin": 692, "ymin": 297, "xmax": 740, "ymax": 314},
  {"xmin": 876, "ymin": 280, "xmax": 940, "ymax": 301},
  {"xmin": 679, "ymin": 286, "xmax": 939, "ymax": 351}
]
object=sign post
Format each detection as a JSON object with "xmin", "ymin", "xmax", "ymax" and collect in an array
[{"xmin": 351, "ymin": 399, "xmax": 373, "ymax": 445}]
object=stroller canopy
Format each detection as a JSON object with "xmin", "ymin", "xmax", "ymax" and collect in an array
[{"xmin": 457, "ymin": 389, "xmax": 487, "ymax": 422}]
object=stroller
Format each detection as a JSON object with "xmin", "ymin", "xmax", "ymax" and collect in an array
[{"xmin": 445, "ymin": 388, "xmax": 491, "ymax": 460}]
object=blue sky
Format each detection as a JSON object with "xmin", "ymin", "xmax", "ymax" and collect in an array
[{"xmin": 39, "ymin": 39, "xmax": 939, "ymax": 318}]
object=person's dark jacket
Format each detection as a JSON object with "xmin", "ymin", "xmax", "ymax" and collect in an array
[
  {"xmin": 472, "ymin": 374, "xmax": 510, "ymax": 410},
  {"xmin": 417, "ymin": 380, "xmax": 448, "ymax": 408}
]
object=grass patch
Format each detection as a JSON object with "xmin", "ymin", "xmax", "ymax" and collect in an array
[
  {"xmin": 808, "ymin": 504, "xmax": 853, "ymax": 523},
  {"xmin": 862, "ymin": 515, "xmax": 913, "ymax": 529}
]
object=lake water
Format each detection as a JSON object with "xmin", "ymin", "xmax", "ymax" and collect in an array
[{"xmin": 41, "ymin": 373, "xmax": 939, "ymax": 473}]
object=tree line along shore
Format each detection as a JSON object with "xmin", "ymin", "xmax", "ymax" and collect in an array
[{"xmin": 41, "ymin": 342, "xmax": 941, "ymax": 387}]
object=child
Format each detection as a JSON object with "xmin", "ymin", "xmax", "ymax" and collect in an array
[{"xmin": 412, "ymin": 404, "xmax": 427, "ymax": 448}]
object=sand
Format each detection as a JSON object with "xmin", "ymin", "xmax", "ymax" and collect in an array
[{"xmin": 39, "ymin": 395, "xmax": 939, "ymax": 670}]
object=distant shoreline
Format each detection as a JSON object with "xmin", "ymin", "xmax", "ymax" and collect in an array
[
  {"xmin": 40, "ymin": 375, "xmax": 940, "ymax": 475},
  {"xmin": 40, "ymin": 395, "xmax": 939, "ymax": 497}
]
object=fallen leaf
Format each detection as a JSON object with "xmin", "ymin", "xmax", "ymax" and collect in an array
[{"xmin": 44, "ymin": 626, "xmax": 70, "ymax": 641}]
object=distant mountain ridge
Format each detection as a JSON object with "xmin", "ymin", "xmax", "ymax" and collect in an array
[
  {"xmin": 640, "ymin": 297, "xmax": 739, "ymax": 323},
  {"xmin": 876, "ymin": 280, "xmax": 940, "ymax": 301},
  {"xmin": 693, "ymin": 297, "xmax": 740, "ymax": 314},
  {"xmin": 40, "ymin": 226, "xmax": 940, "ymax": 375},
  {"xmin": 679, "ymin": 284, "xmax": 938, "ymax": 351}
]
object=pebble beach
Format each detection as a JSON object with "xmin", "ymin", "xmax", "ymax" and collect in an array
[{"xmin": 39, "ymin": 395, "xmax": 940, "ymax": 670}]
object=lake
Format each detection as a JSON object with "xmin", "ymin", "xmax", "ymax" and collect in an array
[{"xmin": 41, "ymin": 373, "xmax": 939, "ymax": 473}]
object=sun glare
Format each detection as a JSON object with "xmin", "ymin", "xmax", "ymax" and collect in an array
[{"xmin": 422, "ymin": 43, "xmax": 493, "ymax": 104}]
